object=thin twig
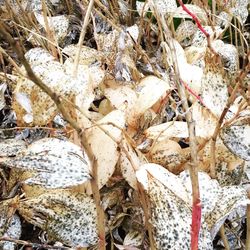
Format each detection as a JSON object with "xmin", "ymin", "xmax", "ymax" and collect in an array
[
  {"xmin": 219, "ymin": 225, "xmax": 230, "ymax": 250},
  {"xmin": 245, "ymin": 188, "xmax": 250, "ymax": 249},
  {"xmin": 73, "ymin": 0, "xmax": 95, "ymax": 76},
  {"xmin": 0, "ymin": 236, "xmax": 72, "ymax": 249}
]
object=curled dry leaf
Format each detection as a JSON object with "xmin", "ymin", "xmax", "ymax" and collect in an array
[
  {"xmin": 185, "ymin": 46, "xmax": 206, "ymax": 65},
  {"xmin": 136, "ymin": 1, "xmax": 150, "ymax": 17},
  {"xmin": 163, "ymin": 40, "xmax": 203, "ymax": 94},
  {"xmin": 18, "ymin": 190, "xmax": 98, "ymax": 247},
  {"xmin": 191, "ymin": 26, "xmax": 223, "ymax": 47},
  {"xmin": 192, "ymin": 102, "xmax": 217, "ymax": 139},
  {"xmin": 85, "ymin": 110, "xmax": 125, "ymax": 188},
  {"xmin": 94, "ymin": 29, "xmax": 120, "ymax": 54},
  {"xmin": 217, "ymin": 0, "xmax": 249, "ymax": 24},
  {"xmin": 206, "ymin": 185, "xmax": 247, "ymax": 239},
  {"xmin": 104, "ymin": 85, "xmax": 137, "ymax": 116},
  {"xmin": 2, "ymin": 138, "xmax": 91, "ymax": 190},
  {"xmin": 215, "ymin": 11, "xmax": 232, "ymax": 30},
  {"xmin": 62, "ymin": 44, "xmax": 104, "ymax": 65},
  {"xmin": 127, "ymin": 76, "xmax": 171, "ymax": 128},
  {"xmin": 201, "ymin": 51, "xmax": 229, "ymax": 117},
  {"xmin": 144, "ymin": 103, "xmax": 217, "ymax": 143},
  {"xmin": 123, "ymin": 230, "xmax": 144, "ymax": 247}
]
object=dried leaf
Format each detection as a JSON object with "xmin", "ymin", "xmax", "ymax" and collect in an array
[
  {"xmin": 136, "ymin": 1, "xmax": 150, "ymax": 17},
  {"xmin": 0, "ymin": 139, "xmax": 26, "ymax": 157},
  {"xmin": 34, "ymin": 13, "xmax": 69, "ymax": 45},
  {"xmin": 0, "ymin": 214, "xmax": 21, "ymax": 250},
  {"xmin": 0, "ymin": 83, "xmax": 7, "ymax": 110},
  {"xmin": 104, "ymin": 85, "xmax": 137, "ymax": 115},
  {"xmin": 217, "ymin": 0, "xmax": 248, "ymax": 24},
  {"xmin": 120, "ymin": 138, "xmax": 146, "ymax": 190},
  {"xmin": 136, "ymin": 164, "xmax": 212, "ymax": 249},
  {"xmin": 13, "ymin": 47, "xmax": 102, "ymax": 125},
  {"xmin": 94, "ymin": 29, "xmax": 119, "ymax": 54},
  {"xmin": 150, "ymin": 0, "xmax": 177, "ymax": 15},
  {"xmin": 127, "ymin": 76, "xmax": 171, "ymax": 128},
  {"xmin": 212, "ymin": 40, "xmax": 239, "ymax": 75},
  {"xmin": 123, "ymin": 230, "xmax": 143, "ymax": 247},
  {"xmin": 199, "ymin": 138, "xmax": 245, "ymax": 186},
  {"xmin": 0, "ymin": 198, "xmax": 21, "ymax": 250},
  {"xmin": 220, "ymin": 122, "xmax": 250, "ymax": 161},
  {"xmin": 175, "ymin": 21, "xmax": 198, "ymax": 46},
  {"xmin": 191, "ymin": 26, "xmax": 223, "ymax": 47},
  {"xmin": 86, "ymin": 110, "xmax": 125, "ymax": 188},
  {"xmin": 192, "ymin": 102, "xmax": 217, "ymax": 139},
  {"xmin": 137, "ymin": 164, "xmax": 247, "ymax": 248},
  {"xmin": 162, "ymin": 40, "xmax": 203, "ymax": 94},
  {"xmin": 201, "ymin": 51, "xmax": 229, "ymax": 117},
  {"xmin": 62, "ymin": 44, "xmax": 104, "ymax": 65},
  {"xmin": 18, "ymin": 190, "xmax": 98, "ymax": 247},
  {"xmin": 148, "ymin": 139, "xmax": 190, "ymax": 173},
  {"xmin": 179, "ymin": 170, "xmax": 247, "ymax": 238},
  {"xmin": 145, "ymin": 121, "xmax": 189, "ymax": 142},
  {"xmin": 2, "ymin": 138, "xmax": 91, "ymax": 189},
  {"xmin": 206, "ymin": 186, "xmax": 247, "ymax": 238}
]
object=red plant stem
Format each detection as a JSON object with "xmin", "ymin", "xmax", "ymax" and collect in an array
[
  {"xmin": 177, "ymin": 0, "xmax": 219, "ymax": 56},
  {"xmin": 177, "ymin": 0, "xmax": 209, "ymax": 37},
  {"xmin": 181, "ymin": 80, "xmax": 205, "ymax": 106},
  {"xmin": 191, "ymin": 198, "xmax": 202, "ymax": 250},
  {"xmin": 175, "ymin": 4, "xmax": 208, "ymax": 247}
]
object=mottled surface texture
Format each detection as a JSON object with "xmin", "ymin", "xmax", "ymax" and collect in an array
[
  {"xmin": 2, "ymin": 138, "xmax": 91, "ymax": 189},
  {"xmin": 18, "ymin": 190, "xmax": 98, "ymax": 247}
]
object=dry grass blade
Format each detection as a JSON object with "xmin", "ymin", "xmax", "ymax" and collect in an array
[{"xmin": 73, "ymin": 0, "xmax": 95, "ymax": 76}]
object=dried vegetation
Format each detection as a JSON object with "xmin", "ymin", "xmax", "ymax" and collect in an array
[{"xmin": 0, "ymin": 0, "xmax": 249, "ymax": 249}]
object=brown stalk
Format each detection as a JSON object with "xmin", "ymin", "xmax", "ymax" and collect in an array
[
  {"xmin": 0, "ymin": 21, "xmax": 106, "ymax": 250},
  {"xmin": 246, "ymin": 188, "xmax": 250, "ymax": 249},
  {"xmin": 73, "ymin": 0, "xmax": 95, "ymax": 76},
  {"xmin": 41, "ymin": 0, "xmax": 58, "ymax": 58},
  {"xmin": 157, "ymin": 13, "xmax": 201, "ymax": 250},
  {"xmin": 219, "ymin": 225, "xmax": 230, "ymax": 250}
]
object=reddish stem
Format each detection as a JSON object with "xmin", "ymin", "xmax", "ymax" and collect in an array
[
  {"xmin": 177, "ymin": 0, "xmax": 209, "ymax": 38},
  {"xmin": 191, "ymin": 198, "xmax": 202, "ymax": 250},
  {"xmin": 181, "ymin": 80, "xmax": 205, "ymax": 106}
]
